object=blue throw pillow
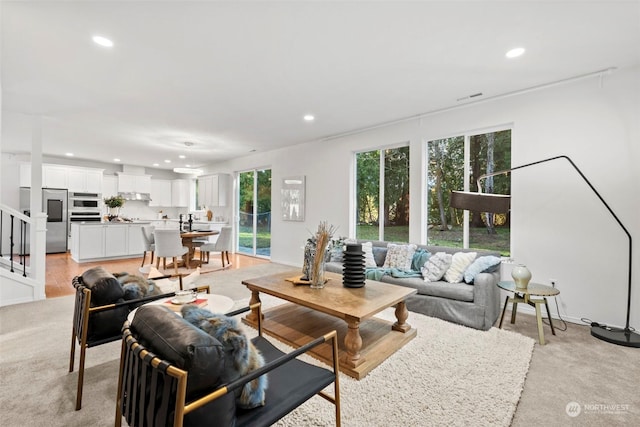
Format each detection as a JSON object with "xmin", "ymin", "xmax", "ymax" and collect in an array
[
  {"xmin": 463, "ymin": 256, "xmax": 502, "ymax": 283},
  {"xmin": 411, "ymin": 249, "xmax": 431, "ymax": 272}
]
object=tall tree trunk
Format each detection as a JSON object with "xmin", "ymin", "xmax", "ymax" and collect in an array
[
  {"xmin": 485, "ymin": 132, "xmax": 496, "ymax": 235},
  {"xmin": 433, "ymin": 143, "xmax": 448, "ymax": 230},
  {"xmin": 470, "ymin": 136, "xmax": 484, "ymax": 228}
]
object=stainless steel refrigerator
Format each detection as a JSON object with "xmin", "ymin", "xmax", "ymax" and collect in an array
[{"xmin": 19, "ymin": 187, "xmax": 69, "ymax": 254}]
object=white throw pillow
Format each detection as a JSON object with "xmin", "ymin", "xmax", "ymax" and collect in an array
[
  {"xmin": 383, "ymin": 243, "xmax": 418, "ymax": 271},
  {"xmin": 444, "ymin": 252, "xmax": 477, "ymax": 283},
  {"xmin": 182, "ymin": 267, "xmax": 201, "ymax": 289},
  {"xmin": 464, "ymin": 256, "xmax": 502, "ymax": 283},
  {"xmin": 345, "ymin": 240, "xmax": 377, "ymax": 268},
  {"xmin": 421, "ymin": 252, "xmax": 453, "ymax": 282},
  {"xmin": 148, "ymin": 266, "xmax": 180, "ymax": 293}
]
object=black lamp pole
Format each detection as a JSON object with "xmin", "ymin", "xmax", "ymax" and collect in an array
[{"xmin": 472, "ymin": 155, "xmax": 638, "ymax": 347}]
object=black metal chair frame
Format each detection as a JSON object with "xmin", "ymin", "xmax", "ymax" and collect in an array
[
  {"xmin": 115, "ymin": 303, "xmax": 341, "ymax": 427},
  {"xmin": 69, "ymin": 273, "xmax": 209, "ymax": 410}
]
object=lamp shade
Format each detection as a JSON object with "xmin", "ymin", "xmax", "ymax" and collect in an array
[{"xmin": 450, "ymin": 191, "xmax": 511, "ymax": 213}]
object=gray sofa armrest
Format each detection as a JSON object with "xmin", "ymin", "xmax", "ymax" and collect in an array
[{"xmin": 472, "ymin": 271, "xmax": 501, "ymax": 327}]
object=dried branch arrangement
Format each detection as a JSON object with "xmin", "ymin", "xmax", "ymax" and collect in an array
[{"xmin": 310, "ymin": 221, "xmax": 337, "ymax": 285}]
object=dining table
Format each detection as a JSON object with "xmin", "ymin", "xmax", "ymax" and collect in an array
[{"xmin": 180, "ymin": 229, "xmax": 219, "ymax": 269}]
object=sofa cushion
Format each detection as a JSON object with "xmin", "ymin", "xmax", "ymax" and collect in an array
[
  {"xmin": 372, "ymin": 247, "xmax": 388, "ymax": 267},
  {"xmin": 444, "ymin": 252, "xmax": 477, "ymax": 283},
  {"xmin": 378, "ymin": 276, "xmax": 474, "ymax": 302},
  {"xmin": 464, "ymin": 256, "xmax": 502, "ymax": 283},
  {"xmin": 131, "ymin": 305, "xmax": 236, "ymax": 426},
  {"xmin": 421, "ymin": 252, "xmax": 452, "ymax": 282},
  {"xmin": 383, "ymin": 243, "xmax": 417, "ymax": 271},
  {"xmin": 81, "ymin": 266, "xmax": 124, "ymax": 306}
]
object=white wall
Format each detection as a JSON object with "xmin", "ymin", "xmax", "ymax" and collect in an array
[{"xmin": 207, "ymin": 66, "xmax": 640, "ymax": 330}]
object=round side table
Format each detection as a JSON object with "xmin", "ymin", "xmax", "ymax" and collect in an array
[{"xmin": 497, "ymin": 281, "xmax": 560, "ymax": 345}]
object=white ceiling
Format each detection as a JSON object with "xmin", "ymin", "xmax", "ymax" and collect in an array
[{"xmin": 2, "ymin": 1, "xmax": 639, "ymax": 171}]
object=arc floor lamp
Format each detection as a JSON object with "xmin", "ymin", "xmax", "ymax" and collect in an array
[{"xmin": 450, "ymin": 155, "xmax": 639, "ymax": 347}]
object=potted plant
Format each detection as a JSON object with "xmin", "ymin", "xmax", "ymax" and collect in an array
[{"xmin": 104, "ymin": 195, "xmax": 125, "ymax": 218}]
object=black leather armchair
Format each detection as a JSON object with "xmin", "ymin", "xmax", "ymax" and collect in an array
[
  {"xmin": 115, "ymin": 303, "xmax": 341, "ymax": 427},
  {"xmin": 68, "ymin": 266, "xmax": 208, "ymax": 410}
]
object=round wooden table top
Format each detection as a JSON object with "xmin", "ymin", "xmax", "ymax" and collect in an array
[
  {"xmin": 180, "ymin": 230, "xmax": 219, "ymax": 239},
  {"xmin": 498, "ymin": 281, "xmax": 560, "ymax": 296}
]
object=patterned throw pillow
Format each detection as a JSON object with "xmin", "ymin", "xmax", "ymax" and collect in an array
[
  {"xmin": 444, "ymin": 252, "xmax": 477, "ymax": 283},
  {"xmin": 383, "ymin": 243, "xmax": 418, "ymax": 271},
  {"xmin": 421, "ymin": 252, "xmax": 453, "ymax": 282},
  {"xmin": 463, "ymin": 256, "xmax": 502, "ymax": 283}
]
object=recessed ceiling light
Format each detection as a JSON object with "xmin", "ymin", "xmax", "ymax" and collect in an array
[
  {"xmin": 92, "ymin": 35, "xmax": 114, "ymax": 48},
  {"xmin": 185, "ymin": 164, "xmax": 192, "ymax": 167},
  {"xmin": 113, "ymin": 158, "xmax": 120, "ymax": 162},
  {"xmin": 505, "ymin": 47, "xmax": 525, "ymax": 58},
  {"xmin": 65, "ymin": 152, "xmax": 74, "ymax": 157},
  {"xmin": 164, "ymin": 159, "xmax": 171, "ymax": 163},
  {"xmin": 303, "ymin": 114, "xmax": 315, "ymax": 122},
  {"xmin": 179, "ymin": 155, "xmax": 186, "ymax": 159},
  {"xmin": 153, "ymin": 163, "xmax": 159, "ymax": 167}
]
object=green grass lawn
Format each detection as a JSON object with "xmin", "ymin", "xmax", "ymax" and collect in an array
[
  {"xmin": 356, "ymin": 224, "xmax": 510, "ymax": 256},
  {"xmin": 238, "ymin": 226, "xmax": 271, "ymax": 249}
]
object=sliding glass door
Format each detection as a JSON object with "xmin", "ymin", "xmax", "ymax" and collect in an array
[{"xmin": 238, "ymin": 168, "xmax": 271, "ymax": 257}]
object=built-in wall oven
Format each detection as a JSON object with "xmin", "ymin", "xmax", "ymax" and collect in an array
[{"xmin": 68, "ymin": 192, "xmax": 103, "ymax": 234}]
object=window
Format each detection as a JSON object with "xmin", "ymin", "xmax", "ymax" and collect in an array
[
  {"xmin": 427, "ymin": 129, "xmax": 511, "ymax": 255},
  {"xmin": 238, "ymin": 168, "xmax": 271, "ymax": 258},
  {"xmin": 356, "ymin": 145, "xmax": 410, "ymax": 242}
]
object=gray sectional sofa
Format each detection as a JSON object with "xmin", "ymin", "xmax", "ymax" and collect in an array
[{"xmin": 325, "ymin": 240, "xmax": 501, "ymax": 330}]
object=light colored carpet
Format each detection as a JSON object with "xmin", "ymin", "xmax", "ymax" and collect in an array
[{"xmin": 0, "ymin": 263, "xmax": 534, "ymax": 426}]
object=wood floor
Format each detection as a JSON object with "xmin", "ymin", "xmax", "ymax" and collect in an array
[{"xmin": 45, "ymin": 251, "xmax": 270, "ymax": 298}]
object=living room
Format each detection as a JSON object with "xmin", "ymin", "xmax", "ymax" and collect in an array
[{"xmin": 1, "ymin": 1, "xmax": 639, "ymax": 426}]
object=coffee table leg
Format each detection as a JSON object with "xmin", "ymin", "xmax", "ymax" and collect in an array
[
  {"xmin": 344, "ymin": 316, "xmax": 363, "ymax": 368},
  {"xmin": 246, "ymin": 290, "xmax": 261, "ymax": 323},
  {"xmin": 392, "ymin": 301, "xmax": 412, "ymax": 332},
  {"xmin": 510, "ymin": 299, "xmax": 519, "ymax": 324}
]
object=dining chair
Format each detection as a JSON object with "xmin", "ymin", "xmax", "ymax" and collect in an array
[
  {"xmin": 154, "ymin": 229, "xmax": 189, "ymax": 275},
  {"xmin": 140, "ymin": 225, "xmax": 155, "ymax": 267},
  {"xmin": 199, "ymin": 226, "xmax": 233, "ymax": 267}
]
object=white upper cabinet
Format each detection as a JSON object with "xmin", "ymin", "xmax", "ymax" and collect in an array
[
  {"xmin": 43, "ymin": 165, "xmax": 68, "ymax": 189},
  {"xmin": 149, "ymin": 179, "xmax": 172, "ymax": 207},
  {"xmin": 118, "ymin": 173, "xmax": 151, "ymax": 193},
  {"xmin": 103, "ymin": 175, "xmax": 118, "ymax": 198},
  {"xmin": 67, "ymin": 167, "xmax": 104, "ymax": 193},
  {"xmin": 19, "ymin": 163, "xmax": 103, "ymax": 192},
  {"xmin": 197, "ymin": 174, "xmax": 229, "ymax": 208},
  {"xmin": 171, "ymin": 179, "xmax": 190, "ymax": 207}
]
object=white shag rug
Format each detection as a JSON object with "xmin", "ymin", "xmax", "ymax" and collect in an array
[{"xmin": 246, "ymin": 295, "xmax": 535, "ymax": 427}]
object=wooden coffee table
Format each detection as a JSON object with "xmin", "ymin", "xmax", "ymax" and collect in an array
[{"xmin": 242, "ymin": 270, "xmax": 417, "ymax": 379}]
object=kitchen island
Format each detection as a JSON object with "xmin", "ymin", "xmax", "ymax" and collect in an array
[{"xmin": 70, "ymin": 222, "xmax": 151, "ymax": 263}]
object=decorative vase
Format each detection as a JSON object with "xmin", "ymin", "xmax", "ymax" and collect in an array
[
  {"xmin": 108, "ymin": 207, "xmax": 119, "ymax": 218},
  {"xmin": 310, "ymin": 258, "xmax": 325, "ymax": 289},
  {"xmin": 511, "ymin": 264, "xmax": 532, "ymax": 290}
]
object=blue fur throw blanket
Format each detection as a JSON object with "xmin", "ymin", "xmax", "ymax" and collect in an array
[{"xmin": 181, "ymin": 305, "xmax": 268, "ymax": 409}]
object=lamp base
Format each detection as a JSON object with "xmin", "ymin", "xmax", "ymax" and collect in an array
[{"xmin": 591, "ymin": 326, "xmax": 640, "ymax": 348}]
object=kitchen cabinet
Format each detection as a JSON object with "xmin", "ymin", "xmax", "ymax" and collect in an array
[
  {"xmin": 19, "ymin": 163, "xmax": 31, "ymax": 187},
  {"xmin": 127, "ymin": 224, "xmax": 147, "ymax": 255},
  {"xmin": 149, "ymin": 179, "xmax": 172, "ymax": 207},
  {"xmin": 171, "ymin": 179, "xmax": 190, "ymax": 207},
  {"xmin": 117, "ymin": 173, "xmax": 151, "ymax": 193},
  {"xmin": 198, "ymin": 174, "xmax": 229, "ymax": 208},
  {"xmin": 102, "ymin": 175, "xmax": 118, "ymax": 198},
  {"xmin": 67, "ymin": 167, "xmax": 104, "ymax": 193},
  {"xmin": 43, "ymin": 165, "xmax": 68, "ymax": 189},
  {"xmin": 19, "ymin": 163, "xmax": 103, "ymax": 193},
  {"xmin": 71, "ymin": 222, "xmax": 150, "ymax": 262}
]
